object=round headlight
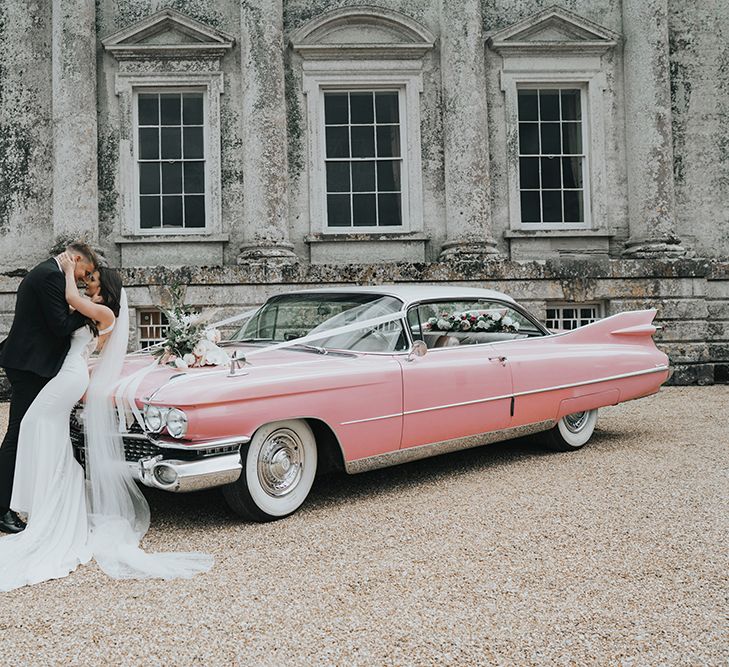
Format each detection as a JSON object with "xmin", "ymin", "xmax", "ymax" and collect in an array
[
  {"xmin": 144, "ymin": 405, "xmax": 164, "ymax": 432},
  {"xmin": 165, "ymin": 408, "xmax": 188, "ymax": 439}
]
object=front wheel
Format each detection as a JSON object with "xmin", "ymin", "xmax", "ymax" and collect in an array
[
  {"xmin": 542, "ymin": 409, "xmax": 598, "ymax": 451},
  {"xmin": 222, "ymin": 420, "xmax": 318, "ymax": 522}
]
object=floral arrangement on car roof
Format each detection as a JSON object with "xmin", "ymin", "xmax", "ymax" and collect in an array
[
  {"xmin": 153, "ymin": 284, "xmax": 228, "ymax": 369},
  {"xmin": 424, "ymin": 310, "xmax": 521, "ymax": 333}
]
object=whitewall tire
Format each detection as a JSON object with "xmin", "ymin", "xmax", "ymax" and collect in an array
[
  {"xmin": 222, "ymin": 420, "xmax": 318, "ymax": 522},
  {"xmin": 543, "ymin": 409, "xmax": 598, "ymax": 452}
]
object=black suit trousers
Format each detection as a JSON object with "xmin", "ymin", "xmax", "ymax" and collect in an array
[{"xmin": 0, "ymin": 368, "xmax": 50, "ymax": 512}]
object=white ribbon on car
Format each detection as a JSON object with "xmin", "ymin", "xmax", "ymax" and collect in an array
[{"xmin": 113, "ymin": 308, "xmax": 409, "ymax": 433}]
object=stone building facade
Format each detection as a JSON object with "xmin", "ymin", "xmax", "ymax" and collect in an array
[{"xmin": 0, "ymin": 0, "xmax": 727, "ymax": 384}]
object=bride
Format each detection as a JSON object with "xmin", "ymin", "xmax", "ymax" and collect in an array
[{"xmin": 0, "ymin": 255, "xmax": 212, "ymax": 591}]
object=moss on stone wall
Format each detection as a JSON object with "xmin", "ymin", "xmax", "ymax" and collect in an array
[{"xmin": 284, "ymin": 59, "xmax": 304, "ymax": 182}]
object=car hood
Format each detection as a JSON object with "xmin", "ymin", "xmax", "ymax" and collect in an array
[{"xmin": 109, "ymin": 345, "xmax": 383, "ymax": 408}]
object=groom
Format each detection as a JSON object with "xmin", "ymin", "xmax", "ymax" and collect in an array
[{"xmin": 0, "ymin": 242, "xmax": 98, "ymax": 534}]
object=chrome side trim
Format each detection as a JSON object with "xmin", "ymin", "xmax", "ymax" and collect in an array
[
  {"xmin": 340, "ymin": 365, "xmax": 669, "ymax": 425},
  {"xmin": 341, "ymin": 412, "xmax": 403, "ymax": 425},
  {"xmin": 512, "ymin": 365, "xmax": 670, "ymax": 398},
  {"xmin": 345, "ymin": 420, "xmax": 555, "ymax": 474},
  {"xmin": 404, "ymin": 392, "xmax": 512, "ymax": 416}
]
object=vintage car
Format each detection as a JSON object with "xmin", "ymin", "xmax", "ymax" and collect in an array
[{"xmin": 71, "ymin": 286, "xmax": 671, "ymax": 522}]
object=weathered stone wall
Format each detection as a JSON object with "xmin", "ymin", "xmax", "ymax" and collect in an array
[
  {"xmin": 669, "ymin": 2, "xmax": 729, "ymax": 259},
  {"xmin": 0, "ymin": 0, "xmax": 55, "ymax": 269},
  {"xmin": 0, "ymin": 0, "xmax": 727, "ymax": 392},
  {"xmin": 0, "ymin": 259, "xmax": 725, "ymax": 394}
]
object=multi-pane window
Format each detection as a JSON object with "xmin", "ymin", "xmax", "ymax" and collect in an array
[
  {"xmin": 137, "ymin": 92, "xmax": 206, "ymax": 231},
  {"xmin": 138, "ymin": 310, "xmax": 169, "ymax": 348},
  {"xmin": 324, "ymin": 90, "xmax": 403, "ymax": 228},
  {"xmin": 517, "ymin": 88, "xmax": 586, "ymax": 225},
  {"xmin": 545, "ymin": 303, "xmax": 602, "ymax": 331}
]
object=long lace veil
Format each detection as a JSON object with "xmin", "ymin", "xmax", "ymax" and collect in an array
[{"xmin": 84, "ymin": 289, "xmax": 213, "ymax": 579}]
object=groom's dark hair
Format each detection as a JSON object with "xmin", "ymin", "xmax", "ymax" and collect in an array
[{"xmin": 66, "ymin": 241, "xmax": 98, "ymax": 269}]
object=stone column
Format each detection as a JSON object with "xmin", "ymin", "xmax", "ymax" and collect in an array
[
  {"xmin": 51, "ymin": 0, "xmax": 98, "ymax": 242},
  {"xmin": 237, "ymin": 0, "xmax": 298, "ymax": 264},
  {"xmin": 439, "ymin": 0, "xmax": 499, "ymax": 259},
  {"xmin": 621, "ymin": 0, "xmax": 685, "ymax": 257}
]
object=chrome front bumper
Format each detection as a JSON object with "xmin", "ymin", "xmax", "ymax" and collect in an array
[{"xmin": 131, "ymin": 452, "xmax": 243, "ymax": 493}]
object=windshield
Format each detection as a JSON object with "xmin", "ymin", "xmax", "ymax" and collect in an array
[{"xmin": 229, "ymin": 293, "xmax": 407, "ymax": 352}]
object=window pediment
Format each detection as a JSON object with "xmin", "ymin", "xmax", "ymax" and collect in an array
[
  {"xmin": 291, "ymin": 7, "xmax": 435, "ymax": 60},
  {"xmin": 102, "ymin": 8, "xmax": 234, "ymax": 60},
  {"xmin": 487, "ymin": 6, "xmax": 619, "ymax": 56}
]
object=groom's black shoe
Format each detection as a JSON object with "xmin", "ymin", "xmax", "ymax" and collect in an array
[{"xmin": 0, "ymin": 510, "xmax": 26, "ymax": 534}]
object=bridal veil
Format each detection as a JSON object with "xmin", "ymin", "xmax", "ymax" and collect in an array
[{"xmin": 84, "ymin": 289, "xmax": 213, "ymax": 579}]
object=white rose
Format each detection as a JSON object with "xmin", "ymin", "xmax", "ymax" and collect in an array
[
  {"xmin": 503, "ymin": 316, "xmax": 514, "ymax": 327},
  {"xmin": 183, "ymin": 353, "xmax": 196, "ymax": 367},
  {"xmin": 490, "ymin": 312, "xmax": 502, "ymax": 321},
  {"xmin": 437, "ymin": 318, "xmax": 451, "ymax": 330},
  {"xmin": 475, "ymin": 320, "xmax": 488, "ymax": 330},
  {"xmin": 173, "ymin": 356, "xmax": 188, "ymax": 369},
  {"xmin": 205, "ymin": 348, "xmax": 229, "ymax": 366},
  {"xmin": 428, "ymin": 317, "xmax": 438, "ymax": 325},
  {"xmin": 459, "ymin": 319, "xmax": 471, "ymax": 331},
  {"xmin": 205, "ymin": 328, "xmax": 222, "ymax": 344}
]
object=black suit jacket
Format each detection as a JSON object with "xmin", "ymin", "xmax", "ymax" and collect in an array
[{"xmin": 0, "ymin": 258, "xmax": 87, "ymax": 378}]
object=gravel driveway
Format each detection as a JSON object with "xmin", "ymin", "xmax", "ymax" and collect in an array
[{"xmin": 0, "ymin": 386, "xmax": 726, "ymax": 666}]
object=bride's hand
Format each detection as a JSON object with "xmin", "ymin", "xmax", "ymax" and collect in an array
[{"xmin": 57, "ymin": 252, "xmax": 75, "ymax": 274}]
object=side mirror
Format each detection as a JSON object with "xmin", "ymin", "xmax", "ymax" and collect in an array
[{"xmin": 407, "ymin": 340, "xmax": 428, "ymax": 361}]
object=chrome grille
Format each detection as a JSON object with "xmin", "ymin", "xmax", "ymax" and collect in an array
[{"xmin": 70, "ymin": 408, "xmax": 239, "ymax": 466}]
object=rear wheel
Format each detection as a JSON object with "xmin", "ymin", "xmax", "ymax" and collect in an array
[
  {"xmin": 543, "ymin": 409, "xmax": 598, "ymax": 451},
  {"xmin": 222, "ymin": 420, "xmax": 318, "ymax": 522}
]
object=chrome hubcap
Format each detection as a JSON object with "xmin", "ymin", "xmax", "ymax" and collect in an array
[
  {"xmin": 257, "ymin": 429, "xmax": 303, "ymax": 497},
  {"xmin": 563, "ymin": 411, "xmax": 589, "ymax": 433}
]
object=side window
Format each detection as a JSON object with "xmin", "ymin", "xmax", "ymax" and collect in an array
[{"xmin": 407, "ymin": 300, "xmax": 543, "ymax": 348}]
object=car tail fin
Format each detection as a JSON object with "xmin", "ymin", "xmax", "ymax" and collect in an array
[{"xmin": 552, "ymin": 309, "xmax": 659, "ymax": 343}]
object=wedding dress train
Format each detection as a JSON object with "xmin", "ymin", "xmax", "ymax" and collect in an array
[
  {"xmin": 0, "ymin": 326, "xmax": 96, "ymax": 591},
  {"xmin": 0, "ymin": 289, "xmax": 213, "ymax": 593}
]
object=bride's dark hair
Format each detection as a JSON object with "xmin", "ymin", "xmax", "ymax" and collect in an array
[{"xmin": 98, "ymin": 267, "xmax": 123, "ymax": 318}]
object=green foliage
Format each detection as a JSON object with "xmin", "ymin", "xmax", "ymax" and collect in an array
[{"xmin": 153, "ymin": 283, "xmax": 206, "ymax": 360}]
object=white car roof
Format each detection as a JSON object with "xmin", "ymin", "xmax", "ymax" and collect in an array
[{"xmin": 282, "ymin": 284, "xmax": 516, "ymax": 308}]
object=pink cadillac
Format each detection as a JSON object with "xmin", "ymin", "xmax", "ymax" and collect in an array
[{"xmin": 71, "ymin": 286, "xmax": 671, "ymax": 522}]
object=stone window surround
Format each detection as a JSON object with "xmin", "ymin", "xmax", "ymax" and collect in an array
[
  {"xmin": 114, "ymin": 71, "xmax": 225, "ymax": 242},
  {"xmin": 302, "ymin": 66, "xmax": 426, "ymax": 237},
  {"xmin": 502, "ymin": 70, "xmax": 608, "ymax": 233},
  {"xmin": 487, "ymin": 5, "xmax": 620, "ymax": 246}
]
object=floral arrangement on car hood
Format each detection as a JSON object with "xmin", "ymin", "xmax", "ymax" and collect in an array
[
  {"xmin": 153, "ymin": 285, "xmax": 229, "ymax": 369},
  {"xmin": 424, "ymin": 310, "xmax": 521, "ymax": 333}
]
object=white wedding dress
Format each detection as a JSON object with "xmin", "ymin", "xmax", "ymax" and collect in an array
[
  {"xmin": 0, "ymin": 289, "xmax": 213, "ymax": 592},
  {"xmin": 0, "ymin": 326, "xmax": 96, "ymax": 591}
]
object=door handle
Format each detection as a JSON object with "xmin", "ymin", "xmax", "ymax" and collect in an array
[{"xmin": 488, "ymin": 355, "xmax": 507, "ymax": 365}]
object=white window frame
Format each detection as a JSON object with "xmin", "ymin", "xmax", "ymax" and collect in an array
[
  {"xmin": 303, "ymin": 69, "xmax": 425, "ymax": 236},
  {"xmin": 514, "ymin": 83, "xmax": 591, "ymax": 229},
  {"xmin": 545, "ymin": 302, "xmax": 604, "ymax": 330},
  {"xmin": 115, "ymin": 72, "xmax": 224, "ymax": 237},
  {"xmin": 132, "ymin": 87, "xmax": 210, "ymax": 234},
  {"xmin": 137, "ymin": 309, "xmax": 169, "ymax": 348},
  {"xmin": 501, "ymin": 70, "xmax": 609, "ymax": 233}
]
